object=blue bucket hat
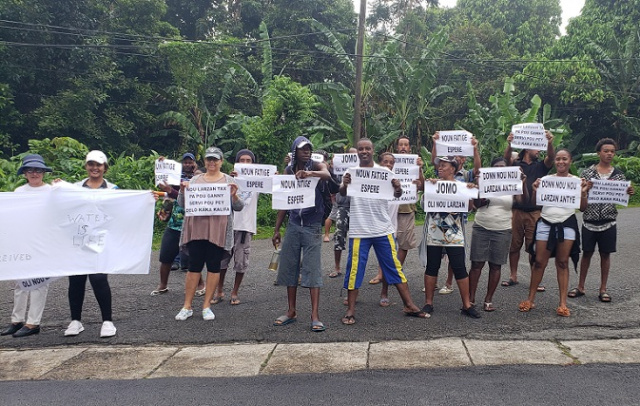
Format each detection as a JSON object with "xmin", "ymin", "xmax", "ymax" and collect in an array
[{"xmin": 17, "ymin": 154, "xmax": 52, "ymax": 175}]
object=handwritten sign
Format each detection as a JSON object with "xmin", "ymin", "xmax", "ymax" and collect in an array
[
  {"xmin": 478, "ymin": 167, "xmax": 523, "ymax": 197},
  {"xmin": 0, "ymin": 184, "xmax": 154, "ymax": 281},
  {"xmin": 271, "ymin": 175, "xmax": 319, "ymax": 210},
  {"xmin": 511, "ymin": 123, "xmax": 547, "ymax": 150},
  {"xmin": 332, "ymin": 153, "xmax": 360, "ymax": 181},
  {"xmin": 436, "ymin": 130, "xmax": 474, "ymax": 157},
  {"xmin": 346, "ymin": 167, "xmax": 395, "ymax": 200},
  {"xmin": 536, "ymin": 176, "xmax": 582, "ymax": 208},
  {"xmin": 311, "ymin": 153, "xmax": 325, "ymax": 163},
  {"xmin": 154, "ymin": 159, "xmax": 182, "ymax": 186},
  {"xmin": 184, "ymin": 184, "xmax": 231, "ymax": 216},
  {"xmin": 588, "ymin": 179, "xmax": 630, "ymax": 206},
  {"xmin": 234, "ymin": 163, "xmax": 277, "ymax": 194},
  {"xmin": 423, "ymin": 181, "xmax": 478, "ymax": 212}
]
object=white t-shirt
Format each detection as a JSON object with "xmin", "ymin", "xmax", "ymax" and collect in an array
[
  {"xmin": 234, "ymin": 191, "xmax": 258, "ymax": 234},
  {"xmin": 389, "ymin": 204, "xmax": 399, "ymax": 234},
  {"xmin": 540, "ymin": 175, "xmax": 579, "ymax": 224},
  {"xmin": 15, "ymin": 183, "xmax": 52, "ymax": 193},
  {"xmin": 348, "ymin": 165, "xmax": 395, "ymax": 239},
  {"xmin": 474, "ymin": 195, "xmax": 513, "ymax": 231}
]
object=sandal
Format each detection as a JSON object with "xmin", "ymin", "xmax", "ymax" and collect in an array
[
  {"xmin": 311, "ymin": 320, "xmax": 326, "ymax": 332},
  {"xmin": 211, "ymin": 295, "xmax": 224, "ymax": 304},
  {"xmin": 518, "ymin": 300, "xmax": 536, "ymax": 312},
  {"xmin": 341, "ymin": 315, "xmax": 356, "ymax": 325},
  {"xmin": 568, "ymin": 288, "xmax": 585, "ymax": 298},
  {"xmin": 328, "ymin": 271, "xmax": 342, "ymax": 278},
  {"xmin": 379, "ymin": 298, "xmax": 391, "ymax": 307},
  {"xmin": 150, "ymin": 288, "xmax": 168, "ymax": 296},
  {"xmin": 194, "ymin": 288, "xmax": 206, "ymax": 297},
  {"xmin": 556, "ymin": 306, "xmax": 571, "ymax": 317},
  {"xmin": 369, "ymin": 277, "xmax": 382, "ymax": 285},
  {"xmin": 483, "ymin": 302, "xmax": 496, "ymax": 312},
  {"xmin": 501, "ymin": 279, "xmax": 519, "ymax": 287},
  {"xmin": 536, "ymin": 285, "xmax": 546, "ymax": 292},
  {"xmin": 598, "ymin": 292, "xmax": 612, "ymax": 302},
  {"xmin": 230, "ymin": 297, "xmax": 241, "ymax": 305}
]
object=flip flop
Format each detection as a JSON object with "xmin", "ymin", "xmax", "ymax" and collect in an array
[
  {"xmin": 568, "ymin": 288, "xmax": 585, "ymax": 298},
  {"xmin": 273, "ymin": 315, "xmax": 297, "ymax": 326},
  {"xmin": 483, "ymin": 302, "xmax": 497, "ymax": 312},
  {"xmin": 194, "ymin": 288, "xmax": 206, "ymax": 297},
  {"xmin": 341, "ymin": 315, "xmax": 356, "ymax": 325},
  {"xmin": 598, "ymin": 292, "xmax": 612, "ymax": 302},
  {"xmin": 311, "ymin": 320, "xmax": 326, "ymax": 332},
  {"xmin": 150, "ymin": 288, "xmax": 168, "ymax": 296},
  {"xmin": 369, "ymin": 277, "xmax": 382, "ymax": 285},
  {"xmin": 404, "ymin": 310, "xmax": 430, "ymax": 319},
  {"xmin": 211, "ymin": 295, "xmax": 224, "ymax": 304},
  {"xmin": 379, "ymin": 298, "xmax": 391, "ymax": 307},
  {"xmin": 230, "ymin": 297, "xmax": 241, "ymax": 305},
  {"xmin": 501, "ymin": 279, "xmax": 519, "ymax": 287},
  {"xmin": 328, "ymin": 271, "xmax": 342, "ymax": 278},
  {"xmin": 537, "ymin": 286, "xmax": 546, "ymax": 292}
]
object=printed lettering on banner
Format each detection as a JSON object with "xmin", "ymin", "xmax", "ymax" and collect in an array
[
  {"xmin": 234, "ymin": 163, "xmax": 277, "ymax": 193},
  {"xmin": 423, "ymin": 180, "xmax": 478, "ymax": 212},
  {"xmin": 390, "ymin": 165, "xmax": 419, "ymax": 205},
  {"xmin": 391, "ymin": 154, "xmax": 419, "ymax": 168},
  {"xmin": 435, "ymin": 130, "xmax": 474, "ymax": 157},
  {"xmin": 536, "ymin": 175, "xmax": 582, "ymax": 209},
  {"xmin": 478, "ymin": 167, "xmax": 523, "ymax": 197},
  {"xmin": 511, "ymin": 123, "xmax": 547, "ymax": 150},
  {"xmin": 332, "ymin": 153, "xmax": 360, "ymax": 180},
  {"xmin": 154, "ymin": 159, "xmax": 182, "ymax": 186},
  {"xmin": 17, "ymin": 277, "xmax": 58, "ymax": 291},
  {"xmin": 271, "ymin": 175, "xmax": 319, "ymax": 210},
  {"xmin": 184, "ymin": 184, "xmax": 231, "ymax": 216},
  {"xmin": 588, "ymin": 179, "xmax": 630, "ymax": 206},
  {"xmin": 0, "ymin": 184, "xmax": 155, "ymax": 281},
  {"xmin": 346, "ymin": 167, "xmax": 395, "ymax": 200}
]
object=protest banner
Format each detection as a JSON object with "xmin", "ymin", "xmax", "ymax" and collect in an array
[
  {"xmin": 271, "ymin": 175, "xmax": 320, "ymax": 210},
  {"xmin": 184, "ymin": 183, "xmax": 231, "ymax": 216},
  {"xmin": 392, "ymin": 154, "xmax": 419, "ymax": 167},
  {"xmin": 536, "ymin": 175, "xmax": 582, "ymax": 209},
  {"xmin": 234, "ymin": 163, "xmax": 277, "ymax": 194},
  {"xmin": 346, "ymin": 167, "xmax": 396, "ymax": 200},
  {"xmin": 17, "ymin": 277, "xmax": 57, "ymax": 291},
  {"xmin": 478, "ymin": 167, "xmax": 523, "ymax": 197},
  {"xmin": 154, "ymin": 159, "xmax": 182, "ymax": 186},
  {"xmin": 435, "ymin": 130, "xmax": 474, "ymax": 157},
  {"xmin": 332, "ymin": 153, "xmax": 360, "ymax": 181},
  {"xmin": 311, "ymin": 153, "xmax": 325, "ymax": 163},
  {"xmin": 390, "ymin": 166, "xmax": 419, "ymax": 204},
  {"xmin": 423, "ymin": 181, "xmax": 478, "ymax": 212},
  {"xmin": 511, "ymin": 123, "xmax": 547, "ymax": 150},
  {"xmin": 588, "ymin": 179, "xmax": 631, "ymax": 206},
  {"xmin": 0, "ymin": 184, "xmax": 155, "ymax": 281}
]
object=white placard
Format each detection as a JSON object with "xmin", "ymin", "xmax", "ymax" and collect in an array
[
  {"xmin": 423, "ymin": 181, "xmax": 478, "ymax": 212},
  {"xmin": 435, "ymin": 130, "xmax": 474, "ymax": 157},
  {"xmin": 17, "ymin": 277, "xmax": 57, "ymax": 291},
  {"xmin": 478, "ymin": 167, "xmax": 523, "ymax": 197},
  {"xmin": 234, "ymin": 163, "xmax": 277, "ymax": 193},
  {"xmin": 271, "ymin": 175, "xmax": 320, "ymax": 210},
  {"xmin": 332, "ymin": 153, "xmax": 360, "ymax": 177},
  {"xmin": 390, "ymin": 166, "xmax": 419, "ymax": 205},
  {"xmin": 511, "ymin": 123, "xmax": 547, "ymax": 150},
  {"xmin": 536, "ymin": 175, "xmax": 582, "ymax": 208},
  {"xmin": 392, "ymin": 154, "xmax": 419, "ymax": 167},
  {"xmin": 184, "ymin": 184, "xmax": 231, "ymax": 216},
  {"xmin": 346, "ymin": 167, "xmax": 395, "ymax": 200},
  {"xmin": 588, "ymin": 179, "xmax": 631, "ymax": 206},
  {"xmin": 154, "ymin": 159, "xmax": 182, "ymax": 186},
  {"xmin": 0, "ymin": 186, "xmax": 154, "ymax": 281},
  {"xmin": 311, "ymin": 153, "xmax": 325, "ymax": 163}
]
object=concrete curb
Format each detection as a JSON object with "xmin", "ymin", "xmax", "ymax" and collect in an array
[{"xmin": 2, "ymin": 338, "xmax": 640, "ymax": 381}]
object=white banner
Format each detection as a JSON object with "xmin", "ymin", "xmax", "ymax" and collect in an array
[
  {"xmin": 154, "ymin": 159, "xmax": 182, "ymax": 186},
  {"xmin": 0, "ymin": 185, "xmax": 154, "ymax": 281},
  {"xmin": 390, "ymin": 165, "xmax": 419, "ymax": 205},
  {"xmin": 311, "ymin": 153, "xmax": 325, "ymax": 163},
  {"xmin": 184, "ymin": 184, "xmax": 231, "ymax": 216},
  {"xmin": 423, "ymin": 181, "xmax": 478, "ymax": 212},
  {"xmin": 478, "ymin": 167, "xmax": 523, "ymax": 197},
  {"xmin": 435, "ymin": 130, "xmax": 474, "ymax": 156},
  {"xmin": 511, "ymin": 123, "xmax": 547, "ymax": 150},
  {"xmin": 346, "ymin": 167, "xmax": 395, "ymax": 200},
  {"xmin": 17, "ymin": 277, "xmax": 58, "ymax": 291},
  {"xmin": 536, "ymin": 176, "xmax": 582, "ymax": 208},
  {"xmin": 234, "ymin": 163, "xmax": 277, "ymax": 194},
  {"xmin": 332, "ymin": 153, "xmax": 360, "ymax": 178},
  {"xmin": 588, "ymin": 179, "xmax": 630, "ymax": 206},
  {"xmin": 271, "ymin": 175, "xmax": 319, "ymax": 210},
  {"xmin": 392, "ymin": 154, "xmax": 419, "ymax": 167}
]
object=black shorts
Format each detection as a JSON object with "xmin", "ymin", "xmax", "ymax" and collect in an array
[
  {"xmin": 186, "ymin": 240, "xmax": 225, "ymax": 273},
  {"xmin": 581, "ymin": 224, "xmax": 617, "ymax": 254},
  {"xmin": 159, "ymin": 228, "xmax": 181, "ymax": 264}
]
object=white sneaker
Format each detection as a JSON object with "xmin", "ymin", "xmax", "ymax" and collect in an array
[
  {"xmin": 439, "ymin": 286, "xmax": 454, "ymax": 295},
  {"xmin": 64, "ymin": 320, "xmax": 84, "ymax": 336},
  {"xmin": 100, "ymin": 321, "xmax": 117, "ymax": 338},
  {"xmin": 175, "ymin": 308, "xmax": 193, "ymax": 321},
  {"xmin": 202, "ymin": 308, "xmax": 216, "ymax": 321}
]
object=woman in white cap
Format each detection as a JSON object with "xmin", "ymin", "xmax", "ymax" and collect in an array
[
  {"xmin": 175, "ymin": 147, "xmax": 244, "ymax": 321},
  {"xmin": 1, "ymin": 154, "xmax": 53, "ymax": 338},
  {"xmin": 64, "ymin": 150, "xmax": 117, "ymax": 338}
]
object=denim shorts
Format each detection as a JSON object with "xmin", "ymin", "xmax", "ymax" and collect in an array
[
  {"xmin": 276, "ymin": 222, "xmax": 323, "ymax": 288},
  {"xmin": 535, "ymin": 220, "xmax": 576, "ymax": 241}
]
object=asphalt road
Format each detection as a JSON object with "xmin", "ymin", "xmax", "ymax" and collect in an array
[
  {"xmin": 2, "ymin": 209, "xmax": 640, "ymax": 348},
  {"xmin": 2, "ymin": 364, "xmax": 639, "ymax": 406}
]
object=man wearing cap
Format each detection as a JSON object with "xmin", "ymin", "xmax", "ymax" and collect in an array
[
  {"xmin": 151, "ymin": 152, "xmax": 204, "ymax": 296},
  {"xmin": 272, "ymin": 136, "xmax": 331, "ymax": 332}
]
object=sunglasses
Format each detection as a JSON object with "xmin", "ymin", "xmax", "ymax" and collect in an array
[{"xmin": 25, "ymin": 168, "xmax": 46, "ymax": 174}]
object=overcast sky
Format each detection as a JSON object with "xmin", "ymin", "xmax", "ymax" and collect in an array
[{"xmin": 352, "ymin": 0, "xmax": 585, "ymax": 35}]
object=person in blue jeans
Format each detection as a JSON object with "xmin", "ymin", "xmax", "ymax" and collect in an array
[{"xmin": 272, "ymin": 136, "xmax": 331, "ymax": 332}]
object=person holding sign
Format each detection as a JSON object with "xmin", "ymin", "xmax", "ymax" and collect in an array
[
  {"xmin": 175, "ymin": 147, "xmax": 244, "ymax": 322},
  {"xmin": 569, "ymin": 138, "xmax": 634, "ymax": 303},
  {"xmin": 272, "ymin": 136, "xmax": 331, "ymax": 332},
  {"xmin": 518, "ymin": 149, "xmax": 588, "ymax": 317},
  {"xmin": 340, "ymin": 138, "xmax": 428, "ymax": 325},
  {"xmin": 502, "ymin": 130, "xmax": 555, "ymax": 289},
  {"xmin": 1, "ymin": 155, "xmax": 53, "ymax": 338},
  {"xmin": 65, "ymin": 150, "xmax": 118, "ymax": 338},
  {"xmin": 421, "ymin": 156, "xmax": 481, "ymax": 318}
]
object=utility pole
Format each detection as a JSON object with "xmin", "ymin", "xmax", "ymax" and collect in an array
[{"xmin": 353, "ymin": 0, "xmax": 366, "ymax": 143}]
